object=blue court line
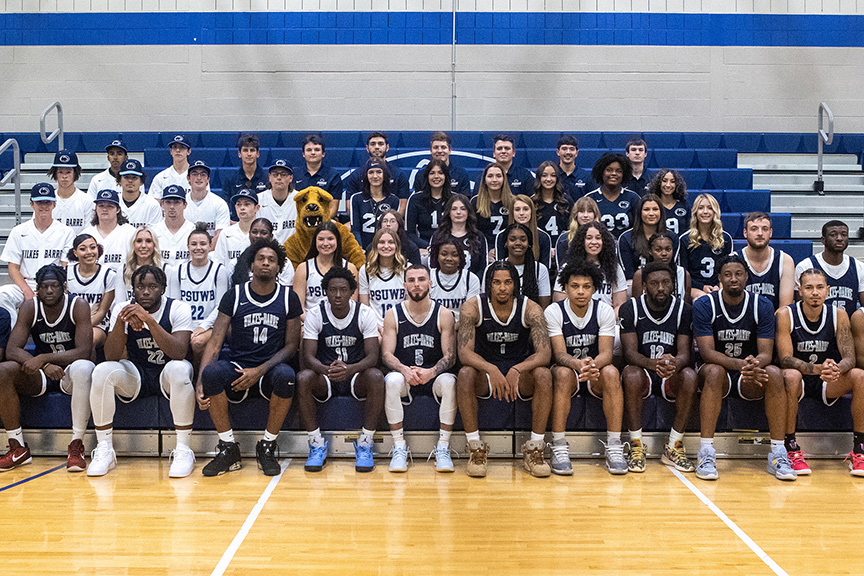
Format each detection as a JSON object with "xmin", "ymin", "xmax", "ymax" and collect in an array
[{"xmin": 0, "ymin": 463, "xmax": 65, "ymax": 493}]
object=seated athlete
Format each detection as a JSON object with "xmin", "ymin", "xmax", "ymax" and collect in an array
[
  {"xmin": 297, "ymin": 267, "xmax": 384, "ymax": 473},
  {"xmin": 456, "ymin": 261, "xmax": 552, "ymax": 478},
  {"xmin": 381, "ymin": 264, "xmax": 457, "ymax": 473},
  {"xmin": 89, "ymin": 265, "xmax": 195, "ymax": 478},
  {"xmin": 621, "ymin": 261, "xmax": 698, "ymax": 474},
  {"xmin": 776, "ymin": 268, "xmax": 864, "ymax": 476},
  {"xmin": 693, "ymin": 254, "xmax": 794, "ymax": 481},
  {"xmin": 198, "ymin": 239, "xmax": 301, "ymax": 477},
  {"xmin": 0, "ymin": 265, "xmax": 93, "ymax": 472},
  {"xmin": 546, "ymin": 261, "xmax": 623, "ymax": 476}
]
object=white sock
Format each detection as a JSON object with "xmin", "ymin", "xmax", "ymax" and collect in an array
[
  {"xmin": 96, "ymin": 428, "xmax": 113, "ymax": 447},
  {"xmin": 530, "ymin": 432, "xmax": 545, "ymax": 443},
  {"xmin": 770, "ymin": 439, "xmax": 784, "ymax": 451},
  {"xmin": 7, "ymin": 427, "xmax": 24, "ymax": 446},
  {"xmin": 552, "ymin": 431, "xmax": 566, "ymax": 442},
  {"xmin": 465, "ymin": 431, "xmax": 481, "ymax": 443},
  {"xmin": 308, "ymin": 428, "xmax": 325, "ymax": 446},
  {"xmin": 630, "ymin": 428, "xmax": 642, "ymax": 443},
  {"xmin": 360, "ymin": 428, "xmax": 375, "ymax": 445},
  {"xmin": 700, "ymin": 437, "xmax": 714, "ymax": 448},
  {"xmin": 438, "ymin": 429, "xmax": 451, "ymax": 443},
  {"xmin": 217, "ymin": 430, "xmax": 235, "ymax": 443},
  {"xmin": 391, "ymin": 427, "xmax": 404, "ymax": 441},
  {"xmin": 175, "ymin": 429, "xmax": 191, "ymax": 449},
  {"xmin": 263, "ymin": 430, "xmax": 279, "ymax": 442},
  {"xmin": 668, "ymin": 428, "xmax": 684, "ymax": 446},
  {"xmin": 607, "ymin": 431, "xmax": 621, "ymax": 444},
  {"xmin": 72, "ymin": 428, "xmax": 86, "ymax": 442}
]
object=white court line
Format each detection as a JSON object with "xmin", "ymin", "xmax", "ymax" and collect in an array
[
  {"xmin": 668, "ymin": 467, "xmax": 789, "ymax": 576},
  {"xmin": 210, "ymin": 458, "xmax": 291, "ymax": 576}
]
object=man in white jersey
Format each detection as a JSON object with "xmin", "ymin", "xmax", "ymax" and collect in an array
[
  {"xmin": 795, "ymin": 220, "xmax": 864, "ymax": 318},
  {"xmin": 183, "ymin": 161, "xmax": 230, "ymax": 245},
  {"xmin": 257, "ymin": 159, "xmax": 297, "ymax": 245},
  {"xmin": 0, "ymin": 183, "xmax": 75, "ymax": 323},
  {"xmin": 148, "ymin": 135, "xmax": 192, "ymax": 200},
  {"xmin": 116, "ymin": 159, "xmax": 162, "ymax": 228},
  {"xmin": 49, "ymin": 150, "xmax": 93, "ymax": 234},
  {"xmin": 151, "ymin": 184, "xmax": 195, "ymax": 267},
  {"xmin": 87, "ymin": 139, "xmax": 127, "ymax": 199}
]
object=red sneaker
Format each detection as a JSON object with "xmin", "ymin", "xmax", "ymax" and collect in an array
[
  {"xmin": 846, "ymin": 452, "xmax": 864, "ymax": 477},
  {"xmin": 67, "ymin": 439, "xmax": 86, "ymax": 472},
  {"xmin": 787, "ymin": 449, "xmax": 811, "ymax": 475},
  {"xmin": 0, "ymin": 439, "xmax": 32, "ymax": 472}
]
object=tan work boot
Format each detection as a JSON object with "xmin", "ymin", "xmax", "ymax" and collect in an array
[
  {"xmin": 521, "ymin": 440, "xmax": 551, "ymax": 478},
  {"xmin": 466, "ymin": 439, "xmax": 489, "ymax": 477}
]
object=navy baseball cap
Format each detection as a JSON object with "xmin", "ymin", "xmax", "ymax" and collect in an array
[
  {"xmin": 268, "ymin": 159, "xmax": 293, "ymax": 174},
  {"xmin": 30, "ymin": 182, "xmax": 56, "ymax": 202},
  {"xmin": 162, "ymin": 184, "xmax": 187, "ymax": 201},
  {"xmin": 105, "ymin": 139, "xmax": 128, "ymax": 153},
  {"xmin": 231, "ymin": 188, "xmax": 259, "ymax": 206},
  {"xmin": 119, "ymin": 159, "xmax": 144, "ymax": 177},
  {"xmin": 52, "ymin": 150, "xmax": 79, "ymax": 168},
  {"xmin": 188, "ymin": 160, "xmax": 211, "ymax": 175},
  {"xmin": 168, "ymin": 135, "xmax": 191, "ymax": 150},
  {"xmin": 94, "ymin": 189, "xmax": 120, "ymax": 206}
]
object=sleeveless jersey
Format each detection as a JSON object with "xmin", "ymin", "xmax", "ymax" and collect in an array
[
  {"xmin": 126, "ymin": 298, "xmax": 176, "ymax": 380},
  {"xmin": 362, "ymin": 266, "xmax": 405, "ymax": 324},
  {"xmin": 317, "ymin": 301, "xmax": 366, "ymax": 366},
  {"xmin": 788, "ymin": 302, "xmax": 841, "ymax": 365},
  {"xmin": 556, "ymin": 299, "xmax": 600, "ymax": 360},
  {"xmin": 229, "ymin": 283, "xmax": 295, "ymax": 367},
  {"xmin": 472, "ymin": 196, "xmax": 508, "ymax": 246},
  {"xmin": 630, "ymin": 295, "xmax": 685, "ymax": 359},
  {"xmin": 66, "ymin": 263, "xmax": 115, "ymax": 326},
  {"xmin": 740, "ymin": 248, "xmax": 783, "ymax": 309},
  {"xmin": 537, "ymin": 200, "xmax": 571, "ymax": 247},
  {"xmin": 809, "ymin": 255, "xmax": 860, "ymax": 316},
  {"xmin": 662, "ymin": 199, "xmax": 689, "ymax": 237},
  {"xmin": 706, "ymin": 290, "xmax": 760, "ymax": 359},
  {"xmin": 474, "ymin": 294, "xmax": 531, "ymax": 368},
  {"xmin": 394, "ymin": 302, "xmax": 443, "ymax": 369},
  {"xmin": 350, "ymin": 192, "xmax": 401, "ymax": 249},
  {"xmin": 176, "ymin": 261, "xmax": 224, "ymax": 323},
  {"xmin": 304, "ymin": 257, "xmax": 347, "ymax": 310},
  {"xmin": 430, "ymin": 268, "xmax": 476, "ymax": 320},
  {"xmin": 31, "ymin": 294, "xmax": 78, "ymax": 356}
]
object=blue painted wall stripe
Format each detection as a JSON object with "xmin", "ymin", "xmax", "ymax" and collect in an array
[{"xmin": 1, "ymin": 12, "xmax": 864, "ymax": 47}]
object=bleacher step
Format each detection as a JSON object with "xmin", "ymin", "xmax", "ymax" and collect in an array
[
  {"xmin": 753, "ymin": 173, "xmax": 864, "ymax": 187},
  {"xmin": 738, "ymin": 152, "xmax": 860, "ymax": 169}
]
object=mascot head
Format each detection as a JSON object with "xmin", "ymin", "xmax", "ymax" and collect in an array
[{"xmin": 294, "ymin": 186, "xmax": 333, "ymax": 234}]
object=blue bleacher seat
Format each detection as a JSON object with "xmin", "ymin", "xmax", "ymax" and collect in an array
[
  {"xmin": 796, "ymin": 398, "xmax": 853, "ymax": 432},
  {"xmin": 683, "ymin": 132, "xmax": 724, "ymax": 149},
  {"xmin": 524, "ymin": 148, "xmax": 556, "ymax": 168},
  {"xmin": 143, "ymin": 167, "xmax": 161, "ymax": 183},
  {"xmin": 143, "ymin": 147, "xmax": 172, "ymax": 168},
  {"xmin": 317, "ymin": 132, "xmax": 363, "ymax": 148},
  {"xmin": 761, "ymin": 133, "xmax": 803, "ymax": 154},
  {"xmin": 688, "ymin": 189, "xmax": 770, "ymax": 213},
  {"xmin": 837, "ymin": 134, "xmax": 864, "ymax": 157},
  {"xmin": 600, "ymin": 132, "xmax": 638, "ymax": 150},
  {"xmin": 642, "ymin": 132, "xmax": 684, "ymax": 149},
  {"xmin": 575, "ymin": 148, "xmax": 604, "ymax": 170},
  {"xmin": 678, "ymin": 168, "xmax": 709, "ymax": 189},
  {"xmin": 708, "ymin": 168, "xmax": 753, "ymax": 190},
  {"xmin": 521, "ymin": 132, "xmax": 560, "ymax": 149},
  {"xmin": 722, "ymin": 133, "xmax": 763, "ymax": 153},
  {"xmin": 574, "ymin": 132, "xmax": 603, "ymax": 149},
  {"xmin": 695, "ymin": 148, "xmax": 737, "ymax": 168},
  {"xmin": 515, "ymin": 396, "xmax": 586, "ymax": 431},
  {"xmin": 652, "ymin": 148, "xmax": 696, "ymax": 169},
  {"xmin": 255, "ymin": 132, "xmax": 281, "ymax": 148},
  {"xmin": 21, "ymin": 394, "xmax": 160, "ymax": 429},
  {"xmin": 394, "ymin": 132, "xmax": 433, "ymax": 149},
  {"xmin": 190, "ymin": 147, "xmax": 229, "ymax": 168},
  {"xmin": 78, "ymin": 132, "xmax": 121, "ymax": 153},
  {"xmin": 198, "ymin": 132, "xmax": 241, "ymax": 148}
]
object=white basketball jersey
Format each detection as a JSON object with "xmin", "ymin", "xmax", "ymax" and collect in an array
[
  {"xmin": 360, "ymin": 265, "xmax": 405, "ymax": 326},
  {"xmin": 151, "ymin": 220, "xmax": 195, "ymax": 267},
  {"xmin": 304, "ymin": 257, "xmax": 348, "ymax": 310},
  {"xmin": 66, "ymin": 262, "xmax": 116, "ymax": 329},
  {"xmin": 170, "ymin": 261, "xmax": 226, "ymax": 327},
  {"xmin": 430, "ymin": 268, "xmax": 481, "ymax": 321}
]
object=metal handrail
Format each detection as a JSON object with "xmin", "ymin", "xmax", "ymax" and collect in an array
[
  {"xmin": 815, "ymin": 102, "xmax": 834, "ymax": 195},
  {"xmin": 0, "ymin": 139, "xmax": 22, "ymax": 225},
  {"xmin": 39, "ymin": 101, "xmax": 64, "ymax": 151}
]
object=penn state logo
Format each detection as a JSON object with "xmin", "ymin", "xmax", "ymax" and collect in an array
[
  {"xmin": 274, "ymin": 160, "xmax": 287, "ymax": 168},
  {"xmin": 125, "ymin": 161, "xmax": 136, "ymax": 170},
  {"xmin": 675, "ymin": 208, "xmax": 687, "ymax": 216},
  {"xmin": 316, "ymin": 179, "xmax": 327, "ymax": 186},
  {"xmin": 500, "ymin": 207, "xmax": 509, "ymax": 216},
  {"xmin": 380, "ymin": 203, "xmax": 392, "ymax": 212},
  {"xmin": 59, "ymin": 154, "xmax": 70, "ymax": 163},
  {"xmin": 619, "ymin": 200, "xmax": 630, "ymax": 209},
  {"xmin": 99, "ymin": 191, "xmax": 112, "ymax": 200},
  {"xmin": 512, "ymin": 180, "xmax": 522, "ymax": 187},
  {"xmin": 111, "ymin": 140, "xmax": 122, "ymax": 147},
  {"xmin": 173, "ymin": 135, "xmax": 183, "ymax": 142}
]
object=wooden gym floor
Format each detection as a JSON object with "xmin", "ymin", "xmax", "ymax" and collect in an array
[{"xmin": 1, "ymin": 455, "xmax": 859, "ymax": 576}]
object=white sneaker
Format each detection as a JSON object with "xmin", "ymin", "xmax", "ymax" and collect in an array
[
  {"xmin": 168, "ymin": 445, "xmax": 196, "ymax": 478},
  {"xmin": 87, "ymin": 443, "xmax": 116, "ymax": 477}
]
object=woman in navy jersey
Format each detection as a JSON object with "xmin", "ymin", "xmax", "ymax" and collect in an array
[
  {"xmin": 471, "ymin": 162, "xmax": 514, "ymax": 250},
  {"xmin": 359, "ymin": 228, "xmax": 407, "ymax": 328},
  {"xmin": 405, "ymin": 159, "xmax": 451, "ymax": 256},
  {"xmin": 556, "ymin": 195, "xmax": 601, "ymax": 270},
  {"xmin": 617, "ymin": 194, "xmax": 677, "ymax": 281},
  {"xmin": 430, "ymin": 194, "xmax": 488, "ymax": 278},
  {"xmin": 293, "ymin": 222, "xmax": 359, "ymax": 312},
  {"xmin": 66, "ymin": 233, "xmax": 116, "ymax": 349},
  {"xmin": 585, "ymin": 153, "xmax": 641, "ymax": 239},
  {"xmin": 648, "ymin": 169, "xmax": 690, "ymax": 238},
  {"xmin": 678, "ymin": 193, "xmax": 732, "ymax": 300},
  {"xmin": 632, "ymin": 232, "xmax": 691, "ymax": 303},
  {"xmin": 532, "ymin": 161, "xmax": 572, "ymax": 256},
  {"xmin": 350, "ymin": 158, "xmax": 401, "ymax": 250},
  {"xmin": 376, "ymin": 209, "xmax": 421, "ymax": 266}
]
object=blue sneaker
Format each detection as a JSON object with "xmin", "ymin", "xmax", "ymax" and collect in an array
[
  {"xmin": 389, "ymin": 442, "xmax": 409, "ymax": 473},
  {"xmin": 355, "ymin": 441, "xmax": 375, "ymax": 472},
  {"xmin": 304, "ymin": 440, "xmax": 328, "ymax": 472},
  {"xmin": 431, "ymin": 442, "xmax": 455, "ymax": 473},
  {"xmin": 696, "ymin": 445, "xmax": 718, "ymax": 480},
  {"xmin": 767, "ymin": 447, "xmax": 797, "ymax": 481}
]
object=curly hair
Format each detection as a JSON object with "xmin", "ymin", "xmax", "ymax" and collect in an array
[
  {"xmin": 566, "ymin": 221, "xmax": 618, "ymax": 288},
  {"xmin": 647, "ymin": 168, "xmax": 687, "ymax": 204},
  {"xmin": 591, "ymin": 153, "xmax": 632, "ymax": 189}
]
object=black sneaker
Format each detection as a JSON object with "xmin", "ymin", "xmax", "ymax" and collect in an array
[
  {"xmin": 202, "ymin": 441, "xmax": 241, "ymax": 477},
  {"xmin": 256, "ymin": 439, "xmax": 281, "ymax": 476}
]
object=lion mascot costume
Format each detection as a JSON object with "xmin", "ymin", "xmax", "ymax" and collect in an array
[{"xmin": 283, "ymin": 186, "xmax": 366, "ymax": 270}]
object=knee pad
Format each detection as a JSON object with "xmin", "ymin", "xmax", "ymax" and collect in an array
[
  {"xmin": 384, "ymin": 372, "xmax": 407, "ymax": 425},
  {"xmin": 162, "ymin": 360, "xmax": 193, "ymax": 386},
  {"xmin": 434, "ymin": 373, "xmax": 458, "ymax": 426},
  {"xmin": 91, "ymin": 362, "xmax": 121, "ymax": 391},
  {"xmin": 385, "ymin": 371, "xmax": 407, "ymax": 396},
  {"xmin": 269, "ymin": 364, "xmax": 296, "ymax": 399},
  {"xmin": 201, "ymin": 361, "xmax": 235, "ymax": 398},
  {"xmin": 66, "ymin": 359, "xmax": 95, "ymax": 387}
]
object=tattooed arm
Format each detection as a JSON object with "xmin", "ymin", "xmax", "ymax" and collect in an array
[
  {"xmin": 776, "ymin": 307, "xmax": 819, "ymax": 375},
  {"xmin": 835, "ymin": 309, "xmax": 856, "ymax": 374},
  {"xmin": 457, "ymin": 297, "xmax": 492, "ymax": 373},
  {"xmin": 433, "ymin": 307, "xmax": 457, "ymax": 376}
]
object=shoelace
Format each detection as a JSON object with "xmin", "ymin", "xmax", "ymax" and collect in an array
[
  {"xmin": 169, "ymin": 447, "xmax": 196, "ymax": 463},
  {"xmin": 844, "ymin": 452, "xmax": 864, "ymax": 467},
  {"xmin": 469, "ymin": 444, "xmax": 487, "ymax": 464},
  {"xmin": 700, "ymin": 452, "xmax": 716, "ymax": 468},
  {"xmin": 787, "ymin": 450, "xmax": 807, "ymax": 466},
  {"xmin": 526, "ymin": 446, "xmax": 546, "ymax": 466},
  {"xmin": 601, "ymin": 440, "xmax": 627, "ymax": 464},
  {"xmin": 773, "ymin": 453, "xmax": 792, "ymax": 470},
  {"xmin": 389, "ymin": 445, "xmax": 413, "ymax": 465},
  {"xmin": 550, "ymin": 443, "xmax": 570, "ymax": 462},
  {"xmin": 426, "ymin": 445, "xmax": 457, "ymax": 463}
]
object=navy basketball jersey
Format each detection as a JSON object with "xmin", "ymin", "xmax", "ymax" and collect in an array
[
  {"xmin": 706, "ymin": 290, "xmax": 760, "ymax": 359},
  {"xmin": 474, "ymin": 294, "xmax": 531, "ymax": 367},
  {"xmin": 586, "ymin": 188, "xmax": 641, "ymax": 239},
  {"xmin": 229, "ymin": 283, "xmax": 296, "ymax": 367},
  {"xmin": 472, "ymin": 196, "xmax": 508, "ymax": 246},
  {"xmin": 631, "ymin": 295, "xmax": 685, "ymax": 359},
  {"xmin": 350, "ymin": 192, "xmax": 401, "ymax": 248},
  {"xmin": 537, "ymin": 201, "xmax": 571, "ymax": 246},
  {"xmin": 31, "ymin": 294, "xmax": 78, "ymax": 355},
  {"xmin": 394, "ymin": 302, "xmax": 443, "ymax": 369},
  {"xmin": 740, "ymin": 248, "xmax": 783, "ymax": 309},
  {"xmin": 557, "ymin": 299, "xmax": 600, "ymax": 360},
  {"xmin": 317, "ymin": 301, "xmax": 366, "ymax": 366},
  {"xmin": 788, "ymin": 302, "xmax": 841, "ymax": 365},
  {"xmin": 809, "ymin": 255, "xmax": 860, "ymax": 316},
  {"xmin": 662, "ymin": 200, "xmax": 689, "ymax": 237},
  {"xmin": 126, "ymin": 297, "xmax": 175, "ymax": 379}
]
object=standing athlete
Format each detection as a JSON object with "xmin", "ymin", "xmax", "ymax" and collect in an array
[
  {"xmin": 795, "ymin": 220, "xmax": 864, "ymax": 317},
  {"xmin": 735, "ymin": 212, "xmax": 794, "ymax": 310}
]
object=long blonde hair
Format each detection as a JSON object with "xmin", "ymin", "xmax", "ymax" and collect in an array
[
  {"xmin": 567, "ymin": 196, "xmax": 601, "ymax": 244},
  {"xmin": 687, "ymin": 193, "xmax": 724, "ymax": 251},
  {"xmin": 475, "ymin": 162, "xmax": 514, "ymax": 219},
  {"xmin": 365, "ymin": 228, "xmax": 406, "ymax": 278},
  {"xmin": 124, "ymin": 227, "xmax": 162, "ymax": 286},
  {"xmin": 509, "ymin": 195, "xmax": 540, "ymax": 260}
]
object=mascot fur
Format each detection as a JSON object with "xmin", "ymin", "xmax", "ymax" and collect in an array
[{"xmin": 283, "ymin": 186, "xmax": 366, "ymax": 270}]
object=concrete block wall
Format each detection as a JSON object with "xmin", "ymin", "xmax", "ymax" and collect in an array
[{"xmin": 1, "ymin": 2, "xmax": 864, "ymax": 135}]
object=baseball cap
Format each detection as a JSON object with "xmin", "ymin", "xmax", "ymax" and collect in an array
[
  {"xmin": 168, "ymin": 135, "xmax": 191, "ymax": 150},
  {"xmin": 52, "ymin": 150, "xmax": 79, "ymax": 168},
  {"xmin": 269, "ymin": 159, "xmax": 293, "ymax": 174},
  {"xmin": 119, "ymin": 159, "xmax": 144, "ymax": 177},
  {"xmin": 105, "ymin": 139, "xmax": 128, "ymax": 153},
  {"xmin": 162, "ymin": 184, "xmax": 187, "ymax": 201},
  {"xmin": 94, "ymin": 189, "xmax": 120, "ymax": 206},
  {"xmin": 188, "ymin": 160, "xmax": 211, "ymax": 175},
  {"xmin": 30, "ymin": 182, "xmax": 56, "ymax": 202},
  {"xmin": 231, "ymin": 188, "xmax": 259, "ymax": 206}
]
